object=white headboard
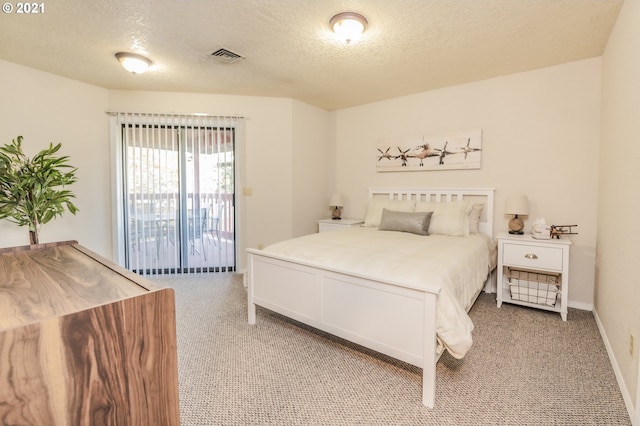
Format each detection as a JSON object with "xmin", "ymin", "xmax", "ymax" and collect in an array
[{"xmin": 368, "ymin": 187, "xmax": 495, "ymax": 238}]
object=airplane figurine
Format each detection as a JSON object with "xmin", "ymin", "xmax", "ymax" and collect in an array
[{"xmin": 550, "ymin": 224, "xmax": 578, "ymax": 239}]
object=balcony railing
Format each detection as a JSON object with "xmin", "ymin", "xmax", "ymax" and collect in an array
[{"xmin": 126, "ymin": 192, "xmax": 235, "ymax": 274}]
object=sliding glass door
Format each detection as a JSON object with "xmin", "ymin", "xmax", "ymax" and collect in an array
[{"xmin": 118, "ymin": 115, "xmax": 236, "ymax": 275}]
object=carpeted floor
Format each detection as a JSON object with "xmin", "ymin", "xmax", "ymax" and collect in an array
[{"xmin": 149, "ymin": 273, "xmax": 631, "ymax": 425}]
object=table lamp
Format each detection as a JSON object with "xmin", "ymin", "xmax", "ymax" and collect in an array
[
  {"xmin": 505, "ymin": 194, "xmax": 529, "ymax": 234},
  {"xmin": 329, "ymin": 193, "xmax": 343, "ymax": 220}
]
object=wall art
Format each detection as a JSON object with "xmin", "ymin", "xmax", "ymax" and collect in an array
[{"xmin": 376, "ymin": 129, "xmax": 481, "ymax": 172}]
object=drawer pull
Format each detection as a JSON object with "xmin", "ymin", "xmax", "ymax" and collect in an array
[{"xmin": 524, "ymin": 253, "xmax": 538, "ymax": 260}]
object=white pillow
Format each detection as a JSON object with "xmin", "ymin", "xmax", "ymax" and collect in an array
[
  {"xmin": 414, "ymin": 200, "xmax": 473, "ymax": 236},
  {"xmin": 469, "ymin": 203, "xmax": 484, "ymax": 234},
  {"xmin": 363, "ymin": 199, "xmax": 415, "ymax": 227}
]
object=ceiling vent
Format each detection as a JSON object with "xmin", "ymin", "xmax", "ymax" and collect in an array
[{"xmin": 211, "ymin": 47, "xmax": 245, "ymax": 64}]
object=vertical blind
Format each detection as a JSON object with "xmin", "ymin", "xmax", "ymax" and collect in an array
[{"xmin": 109, "ymin": 112, "xmax": 241, "ymax": 275}]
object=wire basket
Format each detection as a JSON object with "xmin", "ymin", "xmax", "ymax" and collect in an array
[{"xmin": 507, "ymin": 267, "xmax": 560, "ymax": 306}]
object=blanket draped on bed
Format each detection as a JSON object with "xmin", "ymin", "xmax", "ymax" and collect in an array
[{"xmin": 262, "ymin": 227, "xmax": 491, "ymax": 359}]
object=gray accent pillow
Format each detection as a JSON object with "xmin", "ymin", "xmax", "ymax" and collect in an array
[{"xmin": 378, "ymin": 209, "xmax": 433, "ymax": 235}]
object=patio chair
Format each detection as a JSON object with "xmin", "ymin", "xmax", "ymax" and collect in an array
[
  {"xmin": 188, "ymin": 208, "xmax": 208, "ymax": 260},
  {"xmin": 205, "ymin": 203, "xmax": 223, "ymax": 246}
]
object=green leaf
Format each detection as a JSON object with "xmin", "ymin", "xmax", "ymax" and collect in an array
[{"xmin": 0, "ymin": 136, "xmax": 79, "ymax": 242}]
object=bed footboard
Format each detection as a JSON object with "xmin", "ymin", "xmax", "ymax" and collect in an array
[{"xmin": 247, "ymin": 249, "xmax": 440, "ymax": 408}]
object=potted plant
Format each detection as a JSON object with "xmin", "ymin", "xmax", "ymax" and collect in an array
[{"xmin": 0, "ymin": 136, "xmax": 79, "ymax": 245}]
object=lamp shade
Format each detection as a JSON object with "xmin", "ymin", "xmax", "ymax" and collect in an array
[
  {"xmin": 329, "ymin": 193, "xmax": 344, "ymax": 207},
  {"xmin": 505, "ymin": 195, "xmax": 529, "ymax": 216},
  {"xmin": 115, "ymin": 52, "xmax": 152, "ymax": 74},
  {"xmin": 330, "ymin": 12, "xmax": 368, "ymax": 43}
]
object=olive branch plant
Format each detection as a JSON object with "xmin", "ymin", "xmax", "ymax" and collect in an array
[{"xmin": 0, "ymin": 136, "xmax": 79, "ymax": 245}]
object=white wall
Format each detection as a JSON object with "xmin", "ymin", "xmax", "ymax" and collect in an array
[
  {"xmin": 0, "ymin": 55, "xmax": 609, "ymax": 311},
  {"xmin": 334, "ymin": 58, "xmax": 602, "ymax": 310},
  {"xmin": 0, "ymin": 60, "xmax": 111, "ymax": 257},
  {"xmin": 107, "ymin": 90, "xmax": 304, "ymax": 261},
  {"xmin": 0, "ymin": 61, "xmax": 331, "ymax": 264},
  {"xmin": 291, "ymin": 100, "xmax": 333, "ymax": 236},
  {"xmin": 599, "ymin": 0, "xmax": 640, "ymax": 418}
]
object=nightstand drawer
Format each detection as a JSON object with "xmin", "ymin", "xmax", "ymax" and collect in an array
[{"xmin": 502, "ymin": 243, "xmax": 563, "ymax": 271}]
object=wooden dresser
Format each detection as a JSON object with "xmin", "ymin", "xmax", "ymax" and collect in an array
[{"xmin": 0, "ymin": 241, "xmax": 180, "ymax": 426}]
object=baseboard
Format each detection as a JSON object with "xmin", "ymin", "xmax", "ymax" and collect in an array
[
  {"xmin": 593, "ymin": 308, "xmax": 636, "ymax": 424},
  {"xmin": 238, "ymin": 268, "xmax": 248, "ymax": 289},
  {"xmin": 568, "ymin": 300, "xmax": 593, "ymax": 311}
]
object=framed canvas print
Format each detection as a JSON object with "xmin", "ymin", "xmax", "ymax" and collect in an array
[{"xmin": 376, "ymin": 129, "xmax": 482, "ymax": 172}]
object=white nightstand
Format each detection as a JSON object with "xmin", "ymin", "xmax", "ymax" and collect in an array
[
  {"xmin": 496, "ymin": 232, "xmax": 571, "ymax": 320},
  {"xmin": 318, "ymin": 218, "xmax": 364, "ymax": 233}
]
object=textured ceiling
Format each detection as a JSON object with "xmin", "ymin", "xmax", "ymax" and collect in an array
[{"xmin": 0, "ymin": 0, "xmax": 623, "ymax": 111}]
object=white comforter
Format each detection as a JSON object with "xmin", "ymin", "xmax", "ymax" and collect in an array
[{"xmin": 263, "ymin": 227, "xmax": 492, "ymax": 359}]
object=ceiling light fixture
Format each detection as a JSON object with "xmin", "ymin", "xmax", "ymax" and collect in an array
[
  {"xmin": 115, "ymin": 52, "xmax": 152, "ymax": 74},
  {"xmin": 330, "ymin": 12, "xmax": 368, "ymax": 44}
]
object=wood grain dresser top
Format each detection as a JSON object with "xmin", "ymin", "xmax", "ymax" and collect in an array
[{"xmin": 0, "ymin": 241, "xmax": 161, "ymax": 330}]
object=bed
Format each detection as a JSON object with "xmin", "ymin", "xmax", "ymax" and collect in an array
[{"xmin": 246, "ymin": 188, "xmax": 495, "ymax": 408}]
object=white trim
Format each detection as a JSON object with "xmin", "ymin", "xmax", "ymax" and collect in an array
[
  {"xmin": 568, "ymin": 300, "xmax": 593, "ymax": 311},
  {"xmin": 233, "ymin": 120, "xmax": 247, "ymax": 273},
  {"xmin": 105, "ymin": 110, "xmax": 245, "ymax": 120},
  {"xmin": 109, "ymin": 112, "xmax": 242, "ymax": 273},
  {"xmin": 593, "ymin": 307, "xmax": 636, "ymax": 423},
  {"xmin": 636, "ymin": 352, "xmax": 640, "ymax": 426},
  {"xmin": 109, "ymin": 115, "xmax": 126, "ymax": 266}
]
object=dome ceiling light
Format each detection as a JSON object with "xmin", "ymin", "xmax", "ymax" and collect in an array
[
  {"xmin": 115, "ymin": 52, "xmax": 152, "ymax": 74},
  {"xmin": 330, "ymin": 12, "xmax": 368, "ymax": 44}
]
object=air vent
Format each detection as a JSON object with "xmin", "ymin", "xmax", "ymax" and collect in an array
[{"xmin": 211, "ymin": 47, "xmax": 245, "ymax": 64}]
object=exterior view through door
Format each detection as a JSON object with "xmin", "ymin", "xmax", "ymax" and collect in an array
[{"xmin": 115, "ymin": 113, "xmax": 237, "ymax": 275}]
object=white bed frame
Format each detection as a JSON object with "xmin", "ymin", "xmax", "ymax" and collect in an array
[{"xmin": 247, "ymin": 188, "xmax": 495, "ymax": 408}]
